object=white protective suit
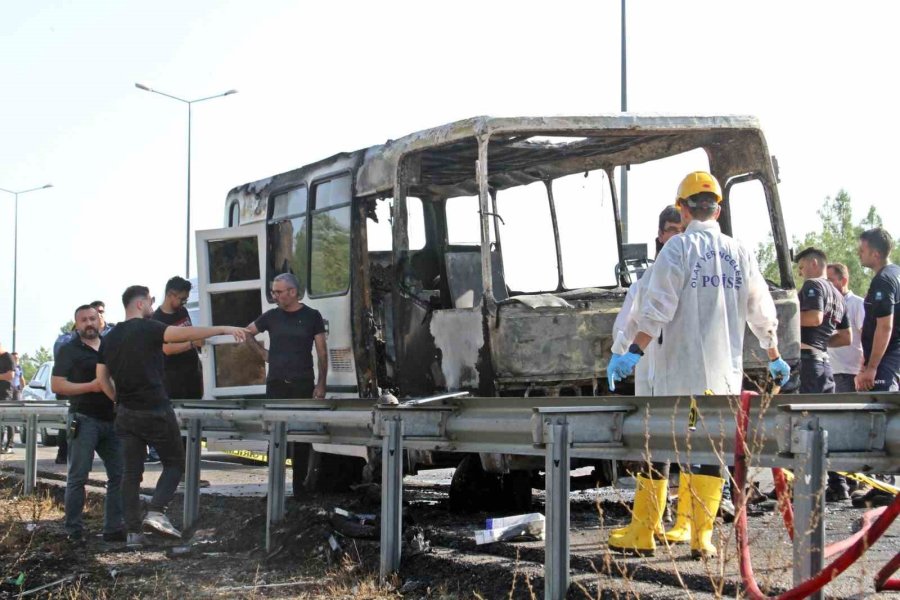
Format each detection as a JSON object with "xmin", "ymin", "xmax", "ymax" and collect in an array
[
  {"xmin": 612, "ymin": 267, "xmax": 655, "ymax": 395},
  {"xmin": 630, "ymin": 219, "xmax": 779, "ymax": 396}
]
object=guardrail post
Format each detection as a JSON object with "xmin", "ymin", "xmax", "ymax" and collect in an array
[
  {"xmin": 380, "ymin": 416, "xmax": 403, "ymax": 581},
  {"xmin": 544, "ymin": 416, "xmax": 570, "ymax": 600},
  {"xmin": 265, "ymin": 421, "xmax": 287, "ymax": 553},
  {"xmin": 183, "ymin": 418, "xmax": 202, "ymax": 530},
  {"xmin": 792, "ymin": 418, "xmax": 827, "ymax": 599},
  {"xmin": 24, "ymin": 414, "xmax": 38, "ymax": 495}
]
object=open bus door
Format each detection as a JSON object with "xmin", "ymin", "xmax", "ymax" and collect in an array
[{"xmin": 195, "ymin": 222, "xmax": 269, "ymax": 399}]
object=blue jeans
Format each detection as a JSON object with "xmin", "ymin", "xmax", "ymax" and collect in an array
[
  {"xmin": 834, "ymin": 373, "xmax": 857, "ymax": 393},
  {"xmin": 64, "ymin": 413, "xmax": 124, "ymax": 536}
]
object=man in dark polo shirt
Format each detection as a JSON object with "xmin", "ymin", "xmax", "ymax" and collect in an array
[
  {"xmin": 246, "ymin": 273, "xmax": 327, "ymax": 499},
  {"xmin": 97, "ymin": 285, "xmax": 247, "ymax": 548},
  {"xmin": 796, "ymin": 247, "xmax": 852, "ymax": 501},
  {"xmin": 796, "ymin": 247, "xmax": 850, "ymax": 394},
  {"xmin": 52, "ymin": 305, "xmax": 123, "ymax": 542},
  {"xmin": 856, "ymin": 228, "xmax": 900, "ymax": 392}
]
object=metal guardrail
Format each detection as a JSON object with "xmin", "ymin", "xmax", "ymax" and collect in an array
[{"xmin": 2, "ymin": 392, "xmax": 899, "ymax": 600}]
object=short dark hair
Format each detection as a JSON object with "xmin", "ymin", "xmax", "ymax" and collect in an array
[
  {"xmin": 860, "ymin": 227, "xmax": 894, "ymax": 259},
  {"xmin": 828, "ymin": 262, "xmax": 849, "ymax": 280},
  {"xmin": 165, "ymin": 276, "xmax": 192, "ymax": 295},
  {"xmin": 657, "ymin": 206, "xmax": 682, "ymax": 232},
  {"xmin": 74, "ymin": 304, "xmax": 95, "ymax": 318},
  {"xmin": 795, "ymin": 246, "xmax": 827, "ymax": 264},
  {"xmin": 122, "ymin": 285, "xmax": 150, "ymax": 308},
  {"xmin": 89, "ymin": 300, "xmax": 105, "ymax": 310}
]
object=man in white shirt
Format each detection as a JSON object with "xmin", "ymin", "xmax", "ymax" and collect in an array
[{"xmin": 826, "ymin": 263, "xmax": 865, "ymax": 392}]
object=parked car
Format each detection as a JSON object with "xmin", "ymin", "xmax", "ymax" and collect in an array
[{"xmin": 19, "ymin": 361, "xmax": 62, "ymax": 446}]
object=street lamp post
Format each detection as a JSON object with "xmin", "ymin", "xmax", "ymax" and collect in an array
[
  {"xmin": 0, "ymin": 184, "xmax": 53, "ymax": 352},
  {"xmin": 134, "ymin": 83, "xmax": 238, "ymax": 278}
]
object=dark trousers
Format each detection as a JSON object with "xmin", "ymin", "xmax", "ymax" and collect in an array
[
  {"xmin": 266, "ymin": 379, "xmax": 314, "ymax": 497},
  {"xmin": 800, "ymin": 352, "xmax": 835, "ymax": 394},
  {"xmin": 834, "ymin": 373, "xmax": 857, "ymax": 393},
  {"xmin": 871, "ymin": 350, "xmax": 900, "ymax": 392},
  {"xmin": 115, "ymin": 405, "xmax": 185, "ymax": 533}
]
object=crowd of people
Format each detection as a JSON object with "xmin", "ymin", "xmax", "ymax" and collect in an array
[
  {"xmin": 0, "ymin": 274, "xmax": 328, "ymax": 549},
  {"xmin": 606, "ymin": 171, "xmax": 899, "ymax": 558},
  {"xmin": 0, "ymin": 171, "xmax": 897, "ymax": 556}
]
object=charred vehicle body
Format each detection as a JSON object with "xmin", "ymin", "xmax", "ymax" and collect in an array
[{"xmin": 196, "ymin": 115, "xmax": 800, "ymax": 506}]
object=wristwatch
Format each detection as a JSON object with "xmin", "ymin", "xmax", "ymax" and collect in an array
[{"xmin": 628, "ymin": 343, "xmax": 644, "ymax": 356}]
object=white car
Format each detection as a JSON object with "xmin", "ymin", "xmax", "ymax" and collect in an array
[{"xmin": 19, "ymin": 361, "xmax": 62, "ymax": 446}]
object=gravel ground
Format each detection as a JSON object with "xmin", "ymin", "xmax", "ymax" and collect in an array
[{"xmin": 1, "ymin": 447, "xmax": 899, "ymax": 598}]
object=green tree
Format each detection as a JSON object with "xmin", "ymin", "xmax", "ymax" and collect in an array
[
  {"xmin": 19, "ymin": 346, "xmax": 53, "ymax": 382},
  {"xmin": 757, "ymin": 190, "xmax": 900, "ymax": 294},
  {"xmin": 59, "ymin": 320, "xmax": 75, "ymax": 335}
]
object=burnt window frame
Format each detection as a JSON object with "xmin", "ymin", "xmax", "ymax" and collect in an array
[
  {"xmin": 308, "ymin": 171, "xmax": 353, "ymax": 299},
  {"xmin": 228, "ymin": 201, "xmax": 240, "ymax": 227},
  {"xmin": 266, "ymin": 184, "xmax": 310, "ymax": 299}
]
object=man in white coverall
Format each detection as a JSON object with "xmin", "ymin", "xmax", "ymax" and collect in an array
[
  {"xmin": 612, "ymin": 205, "xmax": 684, "ymax": 395},
  {"xmin": 606, "ymin": 171, "xmax": 791, "ymax": 559}
]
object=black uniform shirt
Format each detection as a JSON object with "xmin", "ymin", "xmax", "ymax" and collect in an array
[
  {"xmin": 862, "ymin": 264, "xmax": 900, "ymax": 363},
  {"xmin": 53, "ymin": 336, "xmax": 115, "ymax": 421},
  {"xmin": 799, "ymin": 278, "xmax": 849, "ymax": 352}
]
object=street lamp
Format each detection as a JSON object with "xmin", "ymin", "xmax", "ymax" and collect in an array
[
  {"xmin": 134, "ymin": 83, "xmax": 238, "ymax": 278},
  {"xmin": 0, "ymin": 184, "xmax": 53, "ymax": 352}
]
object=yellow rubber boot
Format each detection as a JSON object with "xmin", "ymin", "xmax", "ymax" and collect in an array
[
  {"xmin": 607, "ymin": 475, "xmax": 667, "ymax": 556},
  {"xmin": 661, "ymin": 473, "xmax": 692, "ymax": 544},
  {"xmin": 688, "ymin": 473, "xmax": 725, "ymax": 559}
]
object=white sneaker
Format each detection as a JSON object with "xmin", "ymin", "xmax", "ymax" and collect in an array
[
  {"xmin": 126, "ymin": 533, "xmax": 145, "ymax": 549},
  {"xmin": 142, "ymin": 511, "xmax": 182, "ymax": 539}
]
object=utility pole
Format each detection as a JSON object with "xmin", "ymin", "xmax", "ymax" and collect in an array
[{"xmin": 620, "ymin": 0, "xmax": 629, "ymax": 243}]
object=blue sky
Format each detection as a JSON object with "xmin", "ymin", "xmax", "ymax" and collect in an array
[{"xmin": 2, "ymin": 0, "xmax": 899, "ymax": 355}]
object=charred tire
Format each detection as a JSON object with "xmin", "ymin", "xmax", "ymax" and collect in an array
[
  {"xmin": 304, "ymin": 448, "xmax": 365, "ymax": 493},
  {"xmin": 449, "ymin": 455, "xmax": 533, "ymax": 513}
]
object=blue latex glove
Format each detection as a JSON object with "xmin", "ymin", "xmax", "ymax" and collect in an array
[
  {"xmin": 607, "ymin": 352, "xmax": 642, "ymax": 392},
  {"xmin": 768, "ymin": 357, "xmax": 791, "ymax": 386}
]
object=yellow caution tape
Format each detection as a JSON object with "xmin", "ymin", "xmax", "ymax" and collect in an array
[
  {"xmin": 200, "ymin": 440, "xmax": 291, "ymax": 466},
  {"xmin": 778, "ymin": 468, "xmax": 897, "ymax": 495}
]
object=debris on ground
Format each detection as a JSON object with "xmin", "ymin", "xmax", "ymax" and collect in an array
[{"xmin": 475, "ymin": 512, "xmax": 545, "ymax": 545}]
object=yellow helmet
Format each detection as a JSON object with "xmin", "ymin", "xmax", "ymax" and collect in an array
[{"xmin": 676, "ymin": 171, "xmax": 722, "ymax": 207}]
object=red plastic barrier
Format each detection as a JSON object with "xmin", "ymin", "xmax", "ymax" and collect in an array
[{"xmin": 734, "ymin": 390, "xmax": 900, "ymax": 599}]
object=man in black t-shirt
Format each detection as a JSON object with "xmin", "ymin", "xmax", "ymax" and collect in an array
[
  {"xmin": 97, "ymin": 285, "xmax": 247, "ymax": 548},
  {"xmin": 153, "ymin": 277, "xmax": 202, "ymax": 400},
  {"xmin": 246, "ymin": 273, "xmax": 327, "ymax": 499},
  {"xmin": 856, "ymin": 228, "xmax": 900, "ymax": 392},
  {"xmin": 796, "ymin": 247, "xmax": 850, "ymax": 394},
  {"xmin": 52, "ymin": 305, "xmax": 124, "ymax": 542}
]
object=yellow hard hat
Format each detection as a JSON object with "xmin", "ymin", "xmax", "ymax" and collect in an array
[{"xmin": 676, "ymin": 171, "xmax": 722, "ymax": 207}]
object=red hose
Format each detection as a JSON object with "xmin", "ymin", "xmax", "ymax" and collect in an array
[
  {"xmin": 876, "ymin": 552, "xmax": 900, "ymax": 591},
  {"xmin": 770, "ymin": 467, "xmax": 889, "ymax": 558},
  {"xmin": 734, "ymin": 390, "xmax": 900, "ymax": 599}
]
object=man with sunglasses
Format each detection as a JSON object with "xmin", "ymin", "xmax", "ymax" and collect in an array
[
  {"xmin": 246, "ymin": 273, "xmax": 328, "ymax": 499},
  {"xmin": 97, "ymin": 285, "xmax": 247, "ymax": 548}
]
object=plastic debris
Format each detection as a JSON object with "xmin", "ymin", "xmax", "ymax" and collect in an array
[{"xmin": 475, "ymin": 513, "xmax": 545, "ymax": 545}]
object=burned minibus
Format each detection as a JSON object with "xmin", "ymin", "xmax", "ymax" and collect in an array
[{"xmin": 195, "ymin": 115, "xmax": 799, "ymax": 506}]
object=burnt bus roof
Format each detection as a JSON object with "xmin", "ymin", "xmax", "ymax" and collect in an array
[{"xmin": 227, "ymin": 114, "xmax": 775, "ymax": 205}]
